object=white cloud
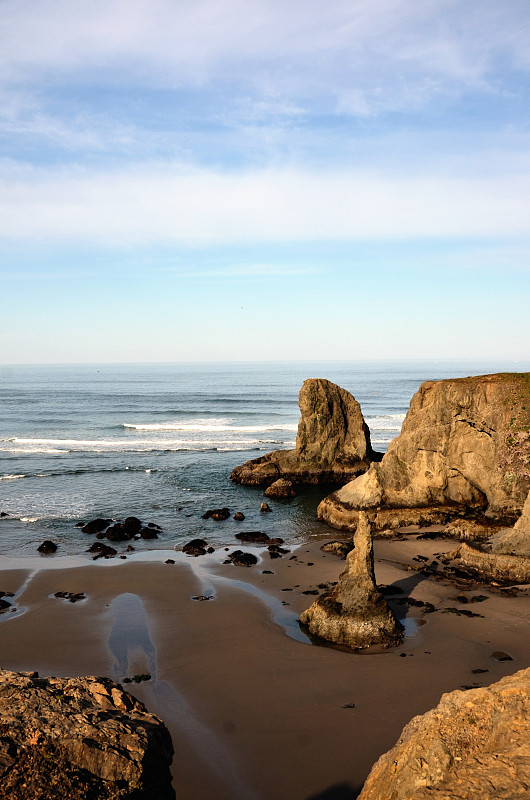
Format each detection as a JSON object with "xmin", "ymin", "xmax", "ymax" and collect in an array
[
  {"xmin": 0, "ymin": 163, "xmax": 528, "ymax": 247},
  {"xmin": 0, "ymin": 0, "xmax": 528, "ymax": 116}
]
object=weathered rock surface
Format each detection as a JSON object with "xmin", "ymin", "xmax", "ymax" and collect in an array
[
  {"xmin": 319, "ymin": 373, "xmax": 530, "ymax": 532},
  {"xmin": 446, "ymin": 541, "xmax": 530, "ymax": 584},
  {"xmin": 319, "ymin": 540, "xmax": 354, "ymax": 559},
  {"xmin": 358, "ymin": 667, "xmax": 530, "ymax": 800},
  {"xmin": 299, "ymin": 513, "xmax": 402, "ymax": 649},
  {"xmin": 231, "ymin": 378, "xmax": 375, "ymax": 486},
  {"xmin": 0, "ymin": 670, "xmax": 174, "ymax": 799},
  {"xmin": 264, "ymin": 478, "xmax": 296, "ymax": 499},
  {"xmin": 490, "ymin": 489, "xmax": 530, "ymax": 556}
]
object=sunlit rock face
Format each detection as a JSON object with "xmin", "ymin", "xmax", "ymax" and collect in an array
[
  {"xmin": 231, "ymin": 378, "xmax": 375, "ymax": 486},
  {"xmin": 318, "ymin": 373, "xmax": 530, "ymax": 532},
  {"xmin": 299, "ymin": 512, "xmax": 403, "ymax": 650}
]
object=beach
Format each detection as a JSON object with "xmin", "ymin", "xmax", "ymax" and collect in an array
[{"xmin": 1, "ymin": 530, "xmax": 529, "ymax": 799}]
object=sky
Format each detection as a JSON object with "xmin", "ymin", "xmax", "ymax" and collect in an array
[{"xmin": 1, "ymin": 0, "xmax": 529, "ymax": 364}]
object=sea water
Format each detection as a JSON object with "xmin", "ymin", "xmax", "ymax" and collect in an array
[{"xmin": 0, "ymin": 359, "xmax": 527, "ymax": 558}]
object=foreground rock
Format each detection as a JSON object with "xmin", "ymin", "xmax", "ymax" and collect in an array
[
  {"xmin": 358, "ymin": 667, "xmax": 530, "ymax": 800},
  {"xmin": 319, "ymin": 373, "xmax": 530, "ymax": 533},
  {"xmin": 0, "ymin": 670, "xmax": 174, "ymax": 799},
  {"xmin": 264, "ymin": 478, "xmax": 296, "ymax": 499},
  {"xmin": 231, "ymin": 378, "xmax": 375, "ymax": 487},
  {"xmin": 299, "ymin": 513, "xmax": 402, "ymax": 649}
]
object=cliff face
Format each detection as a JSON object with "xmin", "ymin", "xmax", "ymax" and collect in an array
[
  {"xmin": 0, "ymin": 670, "xmax": 174, "ymax": 799},
  {"xmin": 319, "ymin": 373, "xmax": 530, "ymax": 531},
  {"xmin": 358, "ymin": 667, "xmax": 530, "ymax": 800},
  {"xmin": 231, "ymin": 378, "xmax": 374, "ymax": 486}
]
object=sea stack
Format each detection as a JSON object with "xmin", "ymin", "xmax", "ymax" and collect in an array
[
  {"xmin": 299, "ymin": 512, "xmax": 403, "ymax": 649},
  {"xmin": 231, "ymin": 378, "xmax": 375, "ymax": 486},
  {"xmin": 318, "ymin": 373, "xmax": 530, "ymax": 532}
]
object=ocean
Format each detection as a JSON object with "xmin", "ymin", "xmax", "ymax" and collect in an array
[{"xmin": 1, "ymin": 359, "xmax": 528, "ymax": 559}]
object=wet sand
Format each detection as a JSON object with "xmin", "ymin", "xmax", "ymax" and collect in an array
[{"xmin": 1, "ymin": 534, "xmax": 529, "ymax": 800}]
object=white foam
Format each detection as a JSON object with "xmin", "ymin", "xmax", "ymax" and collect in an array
[
  {"xmin": 122, "ymin": 422, "xmax": 298, "ymax": 432},
  {"xmin": 0, "ymin": 474, "xmax": 25, "ymax": 481}
]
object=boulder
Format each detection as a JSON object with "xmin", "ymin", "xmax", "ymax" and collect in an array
[
  {"xmin": 358, "ymin": 667, "xmax": 530, "ymax": 800},
  {"xmin": 225, "ymin": 550, "xmax": 258, "ymax": 567},
  {"xmin": 81, "ymin": 518, "xmax": 112, "ymax": 534},
  {"xmin": 233, "ymin": 512, "xmax": 245, "ymax": 521},
  {"xmin": 87, "ymin": 542, "xmax": 117, "ymax": 560},
  {"xmin": 260, "ymin": 502, "xmax": 272, "ymax": 513},
  {"xmin": 0, "ymin": 670, "xmax": 174, "ymax": 799},
  {"xmin": 105, "ymin": 523, "xmax": 133, "ymax": 542},
  {"xmin": 264, "ymin": 478, "xmax": 296, "ymax": 499},
  {"xmin": 182, "ymin": 538, "xmax": 209, "ymax": 556},
  {"xmin": 202, "ymin": 508, "xmax": 230, "ymax": 521},
  {"xmin": 37, "ymin": 540, "xmax": 57, "ymax": 554},
  {"xmin": 299, "ymin": 512, "xmax": 403, "ymax": 649},
  {"xmin": 319, "ymin": 373, "xmax": 530, "ymax": 532},
  {"xmin": 231, "ymin": 378, "xmax": 375, "ymax": 487}
]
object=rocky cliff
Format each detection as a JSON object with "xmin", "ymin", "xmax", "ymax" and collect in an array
[
  {"xmin": 0, "ymin": 670, "xmax": 174, "ymax": 799},
  {"xmin": 358, "ymin": 667, "xmax": 530, "ymax": 800},
  {"xmin": 231, "ymin": 378, "xmax": 375, "ymax": 486},
  {"xmin": 299, "ymin": 512, "xmax": 402, "ymax": 649},
  {"xmin": 318, "ymin": 373, "xmax": 530, "ymax": 532}
]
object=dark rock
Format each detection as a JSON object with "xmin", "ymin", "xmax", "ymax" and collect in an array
[
  {"xmin": 206, "ymin": 546, "xmax": 215, "ymax": 553},
  {"xmin": 233, "ymin": 512, "xmax": 245, "ymax": 521},
  {"xmin": 491, "ymin": 651, "xmax": 513, "ymax": 661},
  {"xmin": 54, "ymin": 592, "xmax": 86, "ymax": 603},
  {"xmin": 0, "ymin": 669, "xmax": 174, "ymax": 800},
  {"xmin": 226, "ymin": 550, "xmax": 258, "ymax": 567},
  {"xmin": 80, "ymin": 518, "xmax": 112, "ymax": 534},
  {"xmin": 191, "ymin": 595, "xmax": 214, "ymax": 601},
  {"xmin": 235, "ymin": 531, "xmax": 271, "ymax": 543},
  {"xmin": 269, "ymin": 551, "xmax": 281, "ymax": 559},
  {"xmin": 105, "ymin": 523, "xmax": 133, "ymax": 542},
  {"xmin": 182, "ymin": 539, "xmax": 209, "ymax": 556},
  {"xmin": 0, "ymin": 598, "xmax": 12, "ymax": 612},
  {"xmin": 320, "ymin": 540, "xmax": 354, "ymax": 559},
  {"xmin": 37, "ymin": 540, "xmax": 57, "ymax": 554},
  {"xmin": 123, "ymin": 516, "xmax": 143, "ymax": 534},
  {"xmin": 147, "ymin": 522, "xmax": 161, "ymax": 529},
  {"xmin": 267, "ymin": 545, "xmax": 290, "ymax": 555},
  {"xmin": 202, "ymin": 508, "xmax": 230, "ymax": 521},
  {"xmin": 87, "ymin": 542, "xmax": 117, "ymax": 560},
  {"xmin": 140, "ymin": 527, "xmax": 158, "ymax": 540},
  {"xmin": 0, "ymin": 512, "xmax": 9, "ymax": 518},
  {"xmin": 260, "ymin": 502, "xmax": 272, "ymax": 513},
  {"xmin": 165, "ymin": 559, "xmax": 175, "ymax": 564}
]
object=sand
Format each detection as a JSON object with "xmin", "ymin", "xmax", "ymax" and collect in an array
[{"xmin": 1, "ymin": 533, "xmax": 530, "ymax": 800}]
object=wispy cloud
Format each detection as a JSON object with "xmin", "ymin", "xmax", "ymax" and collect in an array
[{"xmin": 0, "ymin": 162, "xmax": 529, "ymax": 247}]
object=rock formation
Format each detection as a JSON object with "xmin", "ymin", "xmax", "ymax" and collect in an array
[
  {"xmin": 299, "ymin": 512, "xmax": 403, "ymax": 649},
  {"xmin": 358, "ymin": 667, "xmax": 530, "ymax": 800},
  {"xmin": 490, "ymin": 489, "xmax": 530, "ymax": 557},
  {"xmin": 0, "ymin": 670, "xmax": 174, "ymax": 799},
  {"xmin": 264, "ymin": 478, "xmax": 296, "ymax": 499},
  {"xmin": 319, "ymin": 373, "xmax": 530, "ymax": 532},
  {"xmin": 446, "ymin": 541, "xmax": 530, "ymax": 584},
  {"xmin": 231, "ymin": 378, "xmax": 375, "ymax": 486}
]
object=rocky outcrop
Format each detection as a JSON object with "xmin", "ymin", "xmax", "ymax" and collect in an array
[
  {"xmin": 446, "ymin": 541, "xmax": 530, "ymax": 584},
  {"xmin": 0, "ymin": 670, "xmax": 174, "ymax": 799},
  {"xmin": 319, "ymin": 373, "xmax": 530, "ymax": 532},
  {"xmin": 231, "ymin": 378, "xmax": 375, "ymax": 486},
  {"xmin": 299, "ymin": 513, "xmax": 402, "ymax": 649},
  {"xmin": 358, "ymin": 667, "xmax": 530, "ymax": 800},
  {"xmin": 490, "ymin": 489, "xmax": 530, "ymax": 557}
]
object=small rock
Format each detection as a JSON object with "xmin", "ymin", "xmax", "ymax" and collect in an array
[
  {"xmin": 37, "ymin": 540, "xmax": 57, "ymax": 554},
  {"xmin": 236, "ymin": 531, "xmax": 271, "ymax": 543},
  {"xmin": 260, "ymin": 502, "xmax": 272, "ymax": 513},
  {"xmin": 342, "ymin": 702, "xmax": 356, "ymax": 709},
  {"xmin": 264, "ymin": 478, "xmax": 296, "ymax": 500},
  {"xmin": 320, "ymin": 540, "xmax": 354, "ymax": 559},
  {"xmin": 472, "ymin": 668, "xmax": 489, "ymax": 674},
  {"xmin": 202, "ymin": 508, "xmax": 230, "ymax": 521},
  {"xmin": 140, "ymin": 527, "xmax": 158, "ymax": 540},
  {"xmin": 81, "ymin": 518, "xmax": 112, "ymax": 534},
  {"xmin": 233, "ymin": 512, "xmax": 245, "ymax": 521},
  {"xmin": 491, "ymin": 651, "xmax": 513, "ymax": 662},
  {"xmin": 226, "ymin": 550, "xmax": 258, "ymax": 567},
  {"xmin": 182, "ymin": 538, "xmax": 209, "ymax": 556},
  {"xmin": 191, "ymin": 595, "xmax": 214, "ymax": 601},
  {"xmin": 87, "ymin": 542, "xmax": 117, "ymax": 560},
  {"xmin": 165, "ymin": 559, "xmax": 175, "ymax": 564},
  {"xmin": 262, "ymin": 570, "xmax": 274, "ymax": 574}
]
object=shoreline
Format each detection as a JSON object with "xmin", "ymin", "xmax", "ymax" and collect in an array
[{"xmin": 1, "ymin": 533, "xmax": 530, "ymax": 799}]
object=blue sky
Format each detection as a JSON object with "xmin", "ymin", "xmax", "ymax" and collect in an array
[{"xmin": 1, "ymin": 0, "xmax": 529, "ymax": 363}]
